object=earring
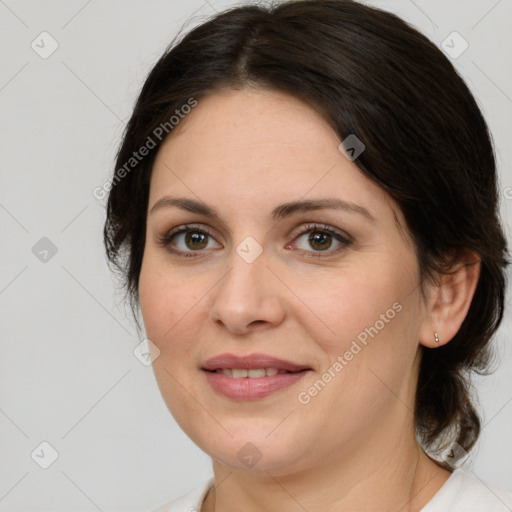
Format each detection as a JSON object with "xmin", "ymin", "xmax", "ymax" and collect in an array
[{"xmin": 434, "ymin": 332, "xmax": 440, "ymax": 347}]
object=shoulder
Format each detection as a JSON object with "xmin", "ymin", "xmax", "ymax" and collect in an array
[
  {"xmin": 147, "ymin": 477, "xmax": 214, "ymax": 512},
  {"xmin": 421, "ymin": 467, "xmax": 512, "ymax": 512}
]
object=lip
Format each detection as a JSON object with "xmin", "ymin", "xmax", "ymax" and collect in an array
[
  {"xmin": 202, "ymin": 370, "xmax": 311, "ymax": 400},
  {"xmin": 201, "ymin": 353, "xmax": 312, "ymax": 372},
  {"xmin": 201, "ymin": 353, "xmax": 312, "ymax": 401}
]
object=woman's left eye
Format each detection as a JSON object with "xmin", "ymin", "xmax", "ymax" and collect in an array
[{"xmin": 288, "ymin": 223, "xmax": 352, "ymax": 257}]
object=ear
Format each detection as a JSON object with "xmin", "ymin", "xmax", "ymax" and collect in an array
[{"xmin": 419, "ymin": 250, "xmax": 481, "ymax": 348}]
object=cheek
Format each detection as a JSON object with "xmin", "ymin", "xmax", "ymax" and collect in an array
[
  {"xmin": 319, "ymin": 265, "xmax": 421, "ymax": 399},
  {"xmin": 138, "ymin": 257, "xmax": 205, "ymax": 421},
  {"xmin": 139, "ymin": 254, "xmax": 199, "ymax": 341},
  {"xmin": 290, "ymin": 255, "xmax": 422, "ymax": 414},
  {"xmin": 292, "ymin": 260, "xmax": 411, "ymax": 352},
  {"xmin": 138, "ymin": 258, "xmax": 166, "ymax": 341}
]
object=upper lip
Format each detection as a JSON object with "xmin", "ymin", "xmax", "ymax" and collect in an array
[{"xmin": 201, "ymin": 353, "xmax": 312, "ymax": 372}]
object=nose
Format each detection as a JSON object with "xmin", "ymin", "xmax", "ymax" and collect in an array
[{"xmin": 208, "ymin": 243, "xmax": 287, "ymax": 335}]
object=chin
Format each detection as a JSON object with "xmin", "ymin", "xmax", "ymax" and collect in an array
[{"xmin": 197, "ymin": 432, "xmax": 311, "ymax": 476}]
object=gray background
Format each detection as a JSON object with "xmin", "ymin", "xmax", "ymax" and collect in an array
[{"xmin": 0, "ymin": 0, "xmax": 511, "ymax": 510}]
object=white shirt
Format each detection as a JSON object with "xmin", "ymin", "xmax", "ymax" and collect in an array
[{"xmin": 149, "ymin": 468, "xmax": 512, "ymax": 512}]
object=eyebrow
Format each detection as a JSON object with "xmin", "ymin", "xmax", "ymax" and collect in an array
[{"xmin": 149, "ymin": 196, "xmax": 375, "ymax": 222}]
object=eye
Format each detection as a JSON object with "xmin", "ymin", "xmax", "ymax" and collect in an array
[
  {"xmin": 287, "ymin": 223, "xmax": 352, "ymax": 257},
  {"xmin": 157, "ymin": 224, "xmax": 221, "ymax": 257}
]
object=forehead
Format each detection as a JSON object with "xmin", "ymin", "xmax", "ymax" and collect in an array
[
  {"xmin": 149, "ymin": 87, "xmax": 401, "ymax": 227},
  {"xmin": 155, "ymin": 88, "xmax": 338, "ymax": 169}
]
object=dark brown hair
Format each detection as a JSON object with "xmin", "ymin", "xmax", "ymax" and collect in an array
[{"xmin": 103, "ymin": 0, "xmax": 509, "ymax": 466}]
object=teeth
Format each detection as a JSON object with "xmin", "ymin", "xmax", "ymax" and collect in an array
[
  {"xmin": 214, "ymin": 367, "xmax": 285, "ymax": 378},
  {"xmin": 248, "ymin": 368, "xmax": 266, "ymax": 378},
  {"xmin": 232, "ymin": 368, "xmax": 247, "ymax": 378}
]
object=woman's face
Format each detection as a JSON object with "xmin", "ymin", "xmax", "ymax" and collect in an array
[{"xmin": 139, "ymin": 87, "xmax": 431, "ymax": 475}]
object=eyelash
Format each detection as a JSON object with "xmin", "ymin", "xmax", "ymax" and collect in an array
[{"xmin": 156, "ymin": 223, "xmax": 353, "ymax": 259}]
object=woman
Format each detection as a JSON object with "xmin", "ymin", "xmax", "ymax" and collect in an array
[{"xmin": 103, "ymin": 0, "xmax": 512, "ymax": 510}]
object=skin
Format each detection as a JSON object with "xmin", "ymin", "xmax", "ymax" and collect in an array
[{"xmin": 139, "ymin": 87, "xmax": 480, "ymax": 511}]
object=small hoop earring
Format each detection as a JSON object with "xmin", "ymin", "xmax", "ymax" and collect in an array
[{"xmin": 434, "ymin": 332, "xmax": 440, "ymax": 347}]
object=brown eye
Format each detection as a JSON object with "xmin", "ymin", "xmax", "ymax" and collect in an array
[
  {"xmin": 158, "ymin": 224, "xmax": 221, "ymax": 257},
  {"xmin": 307, "ymin": 231, "xmax": 333, "ymax": 251},
  {"xmin": 183, "ymin": 231, "xmax": 209, "ymax": 250},
  {"xmin": 289, "ymin": 223, "xmax": 352, "ymax": 257}
]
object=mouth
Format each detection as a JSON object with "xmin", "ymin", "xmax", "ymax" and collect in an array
[
  {"xmin": 200, "ymin": 353, "xmax": 312, "ymax": 400},
  {"xmin": 203, "ymin": 367, "xmax": 306, "ymax": 378}
]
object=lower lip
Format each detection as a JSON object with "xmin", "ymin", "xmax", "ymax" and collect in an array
[{"xmin": 202, "ymin": 370, "xmax": 310, "ymax": 400}]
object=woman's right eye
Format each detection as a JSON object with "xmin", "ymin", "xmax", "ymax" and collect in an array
[{"xmin": 157, "ymin": 224, "xmax": 221, "ymax": 258}]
